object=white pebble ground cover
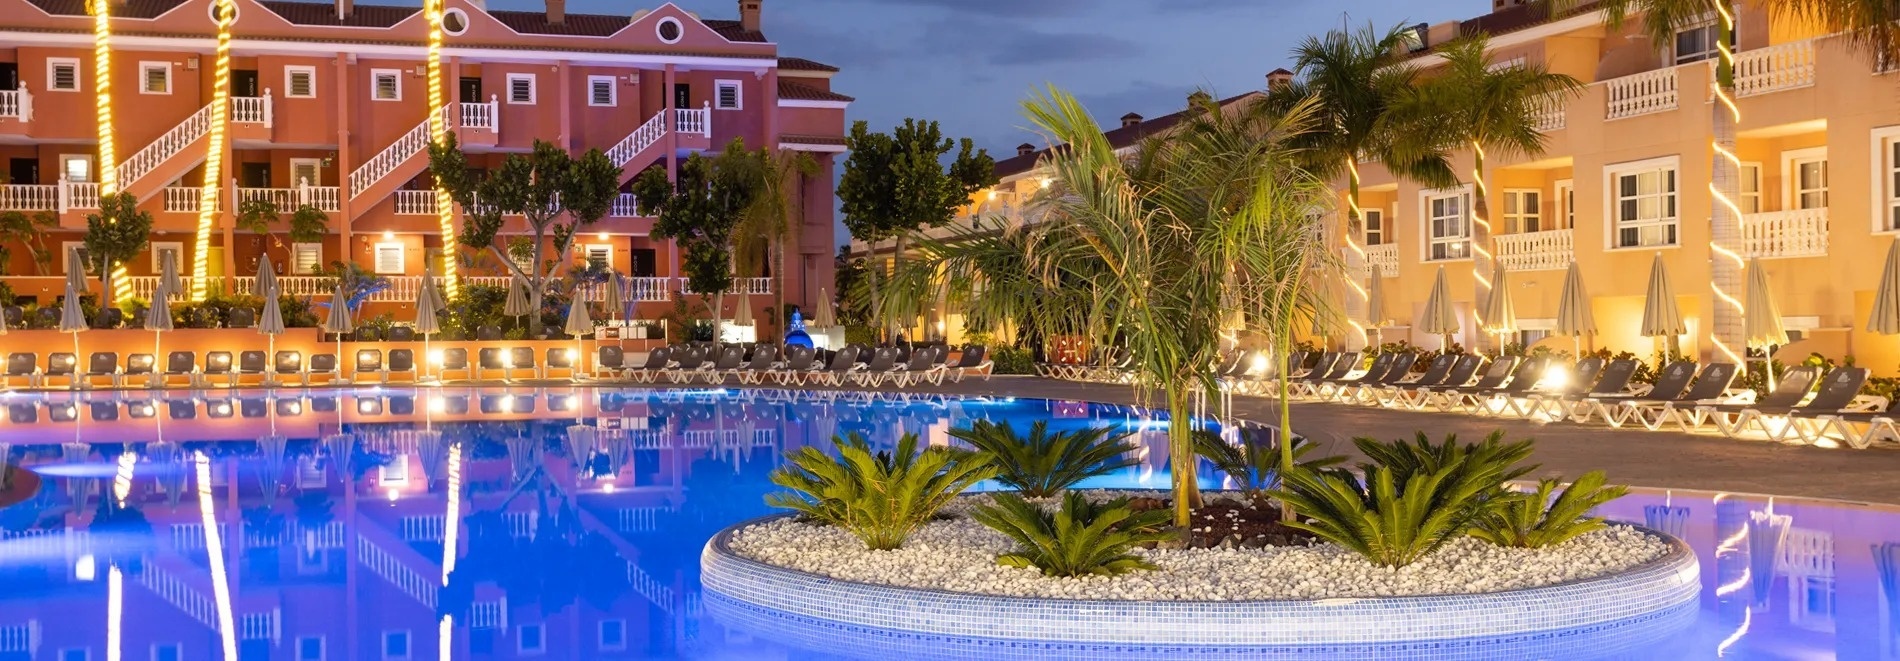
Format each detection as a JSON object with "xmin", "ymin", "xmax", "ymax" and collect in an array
[{"xmin": 725, "ymin": 495, "xmax": 1673, "ymax": 601}]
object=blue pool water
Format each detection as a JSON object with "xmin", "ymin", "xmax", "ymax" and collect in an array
[{"xmin": 0, "ymin": 387, "xmax": 1895, "ymax": 660}]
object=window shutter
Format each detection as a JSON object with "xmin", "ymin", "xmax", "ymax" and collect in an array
[
  {"xmin": 716, "ymin": 82, "xmax": 740, "ymax": 109},
  {"xmin": 374, "ymin": 243, "xmax": 404, "ymax": 274},
  {"xmin": 510, "ymin": 76, "xmax": 533, "ymax": 103},
  {"xmin": 591, "ymin": 80, "xmax": 612, "ymax": 106},
  {"xmin": 145, "ymin": 66, "xmax": 167, "ymax": 93},
  {"xmin": 53, "ymin": 63, "xmax": 78, "ymax": 91},
  {"xmin": 288, "ymin": 70, "xmax": 313, "ymax": 97},
  {"xmin": 375, "ymin": 74, "xmax": 398, "ymax": 100},
  {"xmin": 293, "ymin": 244, "xmax": 322, "ymax": 274}
]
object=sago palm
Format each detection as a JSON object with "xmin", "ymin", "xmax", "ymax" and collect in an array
[
  {"xmin": 765, "ymin": 432, "xmax": 996, "ymax": 550},
  {"xmin": 1273, "ymin": 457, "xmax": 1512, "ymax": 568},
  {"xmin": 1470, "ymin": 471, "xmax": 1630, "ymax": 548},
  {"xmin": 1396, "ymin": 35, "xmax": 1581, "ymax": 353},
  {"xmin": 950, "ymin": 420, "xmax": 1138, "ymax": 498},
  {"xmin": 972, "ymin": 491, "xmax": 1173, "ymax": 577},
  {"xmin": 1192, "ymin": 427, "xmax": 1345, "ymax": 509}
]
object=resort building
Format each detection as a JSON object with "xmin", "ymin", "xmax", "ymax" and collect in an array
[{"xmin": 0, "ymin": 0, "xmax": 846, "ymax": 323}]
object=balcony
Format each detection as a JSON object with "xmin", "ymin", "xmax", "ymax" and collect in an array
[
  {"xmin": 162, "ymin": 187, "xmax": 220, "ymax": 213},
  {"xmin": 394, "ymin": 190, "xmax": 437, "ymax": 215},
  {"xmin": 1604, "ymin": 67, "xmax": 1679, "ymax": 120},
  {"xmin": 1532, "ymin": 93, "xmax": 1565, "ymax": 132},
  {"xmin": 1736, "ymin": 40, "xmax": 1815, "ymax": 97},
  {"xmin": 0, "ymin": 88, "xmax": 31, "ymax": 123},
  {"xmin": 0, "ymin": 184, "xmax": 57, "ymax": 211},
  {"xmin": 236, "ymin": 184, "xmax": 341, "ymax": 213},
  {"xmin": 1494, "ymin": 229, "xmax": 1573, "ymax": 271},
  {"xmin": 611, "ymin": 194, "xmax": 641, "ymax": 218},
  {"xmin": 1363, "ymin": 243, "xmax": 1399, "ymax": 276},
  {"xmin": 458, "ymin": 99, "xmax": 499, "ymax": 132},
  {"xmin": 1742, "ymin": 208, "xmax": 1828, "ymax": 259},
  {"xmin": 231, "ymin": 92, "xmax": 273, "ymax": 128}
]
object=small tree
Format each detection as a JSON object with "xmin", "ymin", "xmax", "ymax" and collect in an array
[
  {"xmin": 733, "ymin": 149, "xmax": 820, "ymax": 338},
  {"xmin": 0, "ymin": 210, "xmax": 58, "ymax": 275},
  {"xmin": 84, "ymin": 193, "xmax": 155, "ymax": 308},
  {"xmin": 429, "ymin": 135, "xmax": 619, "ymax": 336},
  {"xmin": 838, "ymin": 119, "xmax": 997, "ymax": 339},
  {"xmin": 236, "ymin": 199, "xmax": 329, "ymax": 270},
  {"xmin": 632, "ymin": 138, "xmax": 763, "ymax": 333}
]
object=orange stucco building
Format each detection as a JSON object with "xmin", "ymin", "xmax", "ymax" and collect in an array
[{"xmin": 0, "ymin": 0, "xmax": 846, "ymax": 325}]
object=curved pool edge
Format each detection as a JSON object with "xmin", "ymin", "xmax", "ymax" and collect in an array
[{"xmin": 699, "ymin": 514, "xmax": 1701, "ymax": 654}]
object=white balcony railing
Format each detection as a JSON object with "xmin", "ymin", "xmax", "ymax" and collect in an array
[
  {"xmin": 162, "ymin": 186, "xmax": 210, "ymax": 213},
  {"xmin": 1605, "ymin": 67, "xmax": 1679, "ymax": 119},
  {"xmin": 1743, "ymin": 208, "xmax": 1829, "ymax": 259},
  {"xmin": 118, "ymin": 102, "xmax": 214, "ymax": 188},
  {"xmin": 685, "ymin": 277, "xmax": 771, "ymax": 296},
  {"xmin": 610, "ymin": 193, "xmax": 642, "ymax": 217},
  {"xmin": 350, "ymin": 106, "xmax": 450, "ymax": 199},
  {"xmin": 394, "ymin": 190, "xmax": 437, "ymax": 215},
  {"xmin": 1737, "ymin": 40, "xmax": 1816, "ymax": 97},
  {"xmin": 607, "ymin": 110, "xmax": 669, "ymax": 167},
  {"xmin": 674, "ymin": 103, "xmax": 711, "ymax": 137},
  {"xmin": 1362, "ymin": 243, "xmax": 1399, "ymax": 276},
  {"xmin": 303, "ymin": 185, "xmax": 341, "ymax": 212},
  {"xmin": 128, "ymin": 276, "xmax": 214, "ymax": 301},
  {"xmin": 1532, "ymin": 93, "xmax": 1566, "ymax": 132},
  {"xmin": 58, "ymin": 180, "xmax": 99, "ymax": 211},
  {"xmin": 459, "ymin": 97, "xmax": 499, "ymax": 132},
  {"xmin": 231, "ymin": 90, "xmax": 273, "ymax": 127},
  {"xmin": 0, "ymin": 184, "xmax": 57, "ymax": 211},
  {"xmin": 0, "ymin": 87, "xmax": 32, "ymax": 122},
  {"xmin": 1494, "ymin": 228, "xmax": 1574, "ymax": 271},
  {"xmin": 237, "ymin": 187, "xmax": 299, "ymax": 210}
]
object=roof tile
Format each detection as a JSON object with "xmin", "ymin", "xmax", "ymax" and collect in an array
[
  {"xmin": 777, "ymin": 79, "xmax": 853, "ymax": 103},
  {"xmin": 991, "ymin": 91, "xmax": 1263, "ymax": 179},
  {"xmin": 778, "ymin": 57, "xmax": 838, "ymax": 72},
  {"xmin": 27, "ymin": 0, "xmax": 186, "ymax": 19},
  {"xmin": 257, "ymin": 0, "xmax": 417, "ymax": 28}
]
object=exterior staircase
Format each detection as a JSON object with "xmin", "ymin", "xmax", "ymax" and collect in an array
[
  {"xmin": 352, "ymin": 514, "xmax": 442, "ymax": 610},
  {"xmin": 347, "ymin": 106, "xmax": 451, "ymax": 221},
  {"xmin": 114, "ymin": 102, "xmax": 215, "ymax": 203},
  {"xmin": 610, "ymin": 106, "xmax": 711, "ymax": 185}
]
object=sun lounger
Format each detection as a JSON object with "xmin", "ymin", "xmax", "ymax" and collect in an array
[
  {"xmin": 594, "ymin": 346, "xmax": 626, "ymax": 381},
  {"xmin": 849, "ymin": 347, "xmax": 902, "ymax": 387},
  {"xmin": 1366, "ymin": 353, "xmax": 1457, "ymax": 406},
  {"xmin": 3, "ymin": 353, "xmax": 40, "ymax": 389},
  {"xmin": 1335, "ymin": 353, "xmax": 1417, "ymax": 403},
  {"xmin": 806, "ymin": 347, "xmax": 862, "ymax": 386},
  {"xmin": 1412, "ymin": 357, "xmax": 1524, "ymax": 413},
  {"xmin": 769, "ymin": 346, "xmax": 818, "ymax": 385},
  {"xmin": 437, "ymin": 348, "xmax": 471, "ymax": 381},
  {"xmin": 544, "ymin": 347, "xmax": 579, "ymax": 380},
  {"xmin": 385, "ymin": 350, "xmax": 418, "ymax": 383},
  {"xmin": 1691, "ymin": 366, "xmax": 1822, "ymax": 434},
  {"xmin": 661, "ymin": 347, "xmax": 710, "ymax": 384},
  {"xmin": 887, "ymin": 347, "xmax": 947, "ymax": 387},
  {"xmin": 1289, "ymin": 352, "xmax": 1358, "ymax": 398},
  {"xmin": 233, "ymin": 351, "xmax": 269, "ymax": 386},
  {"xmin": 43, "ymin": 353, "xmax": 79, "ymax": 389},
  {"xmin": 1612, "ymin": 363, "xmax": 1741, "ymax": 431},
  {"xmin": 947, "ymin": 345, "xmax": 993, "ymax": 383},
  {"xmin": 1722, "ymin": 367, "xmax": 1871, "ymax": 443},
  {"xmin": 272, "ymin": 351, "xmax": 308, "ymax": 385},
  {"xmin": 354, "ymin": 349, "xmax": 388, "ymax": 384},
  {"xmin": 1493, "ymin": 357, "xmax": 1605, "ymax": 419},
  {"xmin": 124, "ymin": 354, "xmax": 156, "ymax": 389},
  {"xmin": 162, "ymin": 351, "xmax": 199, "ymax": 388},
  {"xmin": 1575, "ymin": 360, "xmax": 1696, "ymax": 425},
  {"xmin": 79, "ymin": 352, "xmax": 121, "ymax": 389},
  {"xmin": 624, "ymin": 347, "xmax": 673, "ymax": 384},
  {"xmin": 734, "ymin": 345, "xmax": 780, "ymax": 385},
  {"xmin": 1526, "ymin": 358, "xmax": 1639, "ymax": 421}
]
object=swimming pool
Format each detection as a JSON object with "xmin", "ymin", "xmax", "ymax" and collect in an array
[{"xmin": 0, "ymin": 388, "xmax": 1894, "ymax": 659}]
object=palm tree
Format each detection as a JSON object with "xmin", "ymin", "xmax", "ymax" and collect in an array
[
  {"xmin": 733, "ymin": 149, "xmax": 820, "ymax": 337},
  {"xmin": 1274, "ymin": 23, "xmax": 1457, "ymax": 351},
  {"xmin": 1396, "ymin": 35, "xmax": 1581, "ymax": 352},
  {"xmin": 916, "ymin": 87, "xmax": 1335, "ymax": 527}
]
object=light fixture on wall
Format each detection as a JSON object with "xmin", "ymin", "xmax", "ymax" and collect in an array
[{"xmin": 383, "ymin": 230, "xmax": 395, "ymax": 241}]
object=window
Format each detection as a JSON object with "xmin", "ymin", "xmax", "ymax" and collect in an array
[
  {"xmin": 374, "ymin": 241, "xmax": 405, "ymax": 274},
  {"xmin": 583, "ymin": 244, "xmax": 612, "ymax": 269},
  {"xmin": 1782, "ymin": 147, "xmax": 1828, "ymax": 210},
  {"xmin": 1553, "ymin": 179, "xmax": 1575, "ymax": 229},
  {"xmin": 598, "ymin": 620, "xmax": 627, "ymax": 651},
  {"xmin": 1502, "ymin": 189, "xmax": 1542, "ymax": 233},
  {"xmin": 1882, "ymin": 127, "xmax": 1900, "ymax": 231},
  {"xmin": 382, "ymin": 631, "xmax": 410, "ymax": 661},
  {"xmin": 290, "ymin": 158, "xmax": 322, "ymax": 187},
  {"xmin": 380, "ymin": 454, "xmax": 410, "ymax": 484},
  {"xmin": 442, "ymin": 8, "xmax": 468, "ymax": 36},
  {"xmin": 371, "ymin": 69, "xmax": 401, "ymax": 101},
  {"xmin": 151, "ymin": 242, "xmax": 183, "ymax": 272},
  {"xmin": 715, "ymin": 79, "xmax": 742, "ymax": 110},
  {"xmin": 285, "ymin": 66, "xmax": 316, "ymax": 98},
  {"xmin": 48, "ymin": 58, "xmax": 80, "ymax": 92},
  {"xmin": 517, "ymin": 624, "xmax": 545, "ymax": 655},
  {"xmin": 1740, "ymin": 163, "xmax": 1762, "ymax": 214},
  {"xmin": 1674, "ymin": 21, "xmax": 1727, "ymax": 64},
  {"xmin": 292, "ymin": 243, "xmax": 323, "ymax": 275},
  {"xmin": 1607, "ymin": 156, "xmax": 1679, "ymax": 248},
  {"xmin": 1362, "ymin": 209, "xmax": 1384, "ymax": 246},
  {"xmin": 1422, "ymin": 188, "xmax": 1472, "ymax": 261},
  {"xmin": 656, "ymin": 17, "xmax": 683, "ymax": 43},
  {"xmin": 151, "ymin": 644, "xmax": 182, "ymax": 661},
  {"xmin": 507, "ymin": 74, "xmax": 536, "ymax": 104},
  {"xmin": 297, "ymin": 636, "xmax": 325, "ymax": 661},
  {"xmin": 61, "ymin": 154, "xmax": 93, "ymax": 183},
  {"xmin": 587, "ymin": 75, "xmax": 616, "ymax": 107},
  {"xmin": 140, "ymin": 62, "xmax": 172, "ymax": 95}
]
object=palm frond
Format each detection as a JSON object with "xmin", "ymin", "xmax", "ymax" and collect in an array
[
  {"xmin": 972, "ymin": 491, "xmax": 1173, "ymax": 577},
  {"xmin": 951, "ymin": 420, "xmax": 1139, "ymax": 497},
  {"xmin": 765, "ymin": 431, "xmax": 997, "ymax": 550}
]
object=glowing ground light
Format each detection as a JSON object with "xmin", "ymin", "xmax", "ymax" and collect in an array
[
  {"xmin": 107, "ymin": 566, "xmax": 122, "ymax": 661},
  {"xmin": 195, "ymin": 451, "xmax": 239, "ymax": 660},
  {"xmin": 193, "ymin": 0, "xmax": 236, "ymax": 301},
  {"xmin": 425, "ymin": 0, "xmax": 459, "ymax": 299}
]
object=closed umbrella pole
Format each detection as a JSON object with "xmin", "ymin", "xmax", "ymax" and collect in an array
[
  {"xmin": 259, "ymin": 283, "xmax": 286, "ymax": 386},
  {"xmin": 146, "ymin": 280, "xmax": 175, "ymax": 388},
  {"xmin": 59, "ymin": 276, "xmax": 87, "ymax": 386},
  {"xmin": 602, "ymin": 273, "xmax": 626, "ymax": 347},
  {"xmin": 1744, "ymin": 258, "xmax": 1788, "ymax": 392},
  {"xmin": 1639, "ymin": 252, "xmax": 1688, "ymax": 357},
  {"xmin": 1481, "ymin": 260, "xmax": 1517, "ymax": 358},
  {"xmin": 1419, "ymin": 266, "xmax": 1460, "ymax": 350},
  {"xmin": 1869, "ymin": 239, "xmax": 1900, "ymax": 336},
  {"xmin": 159, "ymin": 250, "xmax": 182, "ymax": 303},
  {"xmin": 504, "ymin": 274, "xmax": 532, "ymax": 330},
  {"xmin": 1554, "ymin": 262, "xmax": 1597, "ymax": 358},
  {"xmin": 416, "ymin": 264, "xmax": 443, "ymax": 382},
  {"xmin": 1365, "ymin": 264, "xmax": 1389, "ymax": 347},
  {"xmin": 564, "ymin": 281, "xmax": 595, "ymax": 380},
  {"xmin": 321, "ymin": 278, "xmax": 355, "ymax": 381}
]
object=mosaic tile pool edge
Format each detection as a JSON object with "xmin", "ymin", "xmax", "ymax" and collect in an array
[{"xmin": 699, "ymin": 515, "xmax": 1701, "ymax": 647}]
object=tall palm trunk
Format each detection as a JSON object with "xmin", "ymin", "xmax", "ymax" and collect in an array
[
  {"xmin": 1275, "ymin": 314, "xmax": 1296, "ymax": 522},
  {"xmin": 1469, "ymin": 143, "xmax": 1494, "ymax": 354},
  {"xmin": 1165, "ymin": 384, "xmax": 1196, "ymax": 527},
  {"xmin": 1709, "ymin": 6, "xmax": 1745, "ymax": 367},
  {"xmin": 891, "ymin": 232, "xmax": 910, "ymax": 340}
]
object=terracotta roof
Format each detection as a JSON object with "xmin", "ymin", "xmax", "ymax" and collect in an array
[
  {"xmin": 777, "ymin": 79, "xmax": 854, "ymax": 103},
  {"xmin": 778, "ymin": 57, "xmax": 838, "ymax": 72},
  {"xmin": 257, "ymin": 1, "xmax": 417, "ymax": 28},
  {"xmin": 26, "ymin": 0, "xmax": 186, "ymax": 19},
  {"xmin": 779, "ymin": 133, "xmax": 846, "ymax": 146},
  {"xmin": 991, "ymin": 91, "xmax": 1263, "ymax": 179},
  {"xmin": 702, "ymin": 19, "xmax": 766, "ymax": 43},
  {"xmin": 487, "ymin": 9, "xmax": 628, "ymax": 36},
  {"xmin": 1397, "ymin": 1, "xmax": 1599, "ymax": 59}
]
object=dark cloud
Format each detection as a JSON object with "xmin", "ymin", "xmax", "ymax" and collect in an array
[
  {"xmin": 987, "ymin": 32, "xmax": 1144, "ymax": 66},
  {"xmin": 833, "ymin": 0, "xmax": 1094, "ymax": 17},
  {"xmin": 1076, "ymin": 80, "xmax": 1205, "ymax": 119}
]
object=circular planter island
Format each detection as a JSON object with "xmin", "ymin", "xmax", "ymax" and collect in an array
[{"xmin": 701, "ymin": 509, "xmax": 1700, "ymax": 660}]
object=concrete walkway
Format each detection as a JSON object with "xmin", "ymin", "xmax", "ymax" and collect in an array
[{"xmin": 913, "ymin": 376, "xmax": 1900, "ymax": 507}]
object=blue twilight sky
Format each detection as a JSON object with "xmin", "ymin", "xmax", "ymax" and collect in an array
[{"xmin": 486, "ymin": 0, "xmax": 1476, "ymax": 244}]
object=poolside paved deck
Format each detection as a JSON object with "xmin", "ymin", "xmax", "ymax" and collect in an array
[{"xmin": 908, "ymin": 376, "xmax": 1900, "ymax": 507}]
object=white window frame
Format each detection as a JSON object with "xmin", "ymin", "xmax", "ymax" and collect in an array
[
  {"xmin": 295, "ymin": 636, "xmax": 326, "ymax": 661},
  {"xmin": 1604, "ymin": 155, "xmax": 1681, "ymax": 250},
  {"xmin": 380, "ymin": 454, "xmax": 410, "ymax": 484},
  {"xmin": 583, "ymin": 243, "xmax": 612, "ymax": 269},
  {"xmin": 139, "ymin": 61, "xmax": 172, "ymax": 95},
  {"xmin": 714, "ymin": 79, "xmax": 743, "ymax": 110},
  {"xmin": 1780, "ymin": 146, "xmax": 1828, "ymax": 211},
  {"xmin": 1740, "ymin": 162, "xmax": 1763, "ymax": 214},
  {"xmin": 61, "ymin": 153, "xmax": 94, "ymax": 183},
  {"xmin": 289, "ymin": 158, "xmax": 323, "ymax": 188},
  {"xmin": 1362, "ymin": 208, "xmax": 1385, "ymax": 246},
  {"xmin": 62, "ymin": 240, "xmax": 87, "ymax": 275},
  {"xmin": 370, "ymin": 69, "xmax": 402, "ymax": 102},
  {"xmin": 1873, "ymin": 126, "xmax": 1900, "ymax": 233},
  {"xmin": 47, "ymin": 57, "xmax": 80, "ymax": 92},
  {"xmin": 150, "ymin": 643, "xmax": 182, "ymax": 661},
  {"xmin": 285, "ymin": 65, "xmax": 317, "ymax": 98},
  {"xmin": 586, "ymin": 75, "xmax": 616, "ymax": 107},
  {"xmin": 1553, "ymin": 179, "xmax": 1575, "ymax": 229},
  {"xmin": 1672, "ymin": 17, "xmax": 1722, "ymax": 65},
  {"xmin": 373, "ymin": 241, "xmax": 405, "ymax": 275},
  {"xmin": 1502, "ymin": 188, "xmax": 1543, "ymax": 234},
  {"xmin": 597, "ymin": 619, "xmax": 627, "ymax": 651},
  {"xmin": 151, "ymin": 242, "xmax": 183, "ymax": 272},
  {"xmin": 381, "ymin": 630, "xmax": 410, "ymax": 661},
  {"xmin": 506, "ymin": 73, "xmax": 537, "ymax": 105},
  {"xmin": 1418, "ymin": 185, "xmax": 1473, "ymax": 262},
  {"xmin": 291, "ymin": 242, "xmax": 323, "ymax": 275},
  {"xmin": 517, "ymin": 623, "xmax": 546, "ymax": 655}
]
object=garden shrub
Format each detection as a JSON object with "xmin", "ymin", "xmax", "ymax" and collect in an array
[
  {"xmin": 991, "ymin": 345, "xmax": 1034, "ymax": 374},
  {"xmin": 1191, "ymin": 427, "xmax": 1343, "ymax": 509},
  {"xmin": 973, "ymin": 491, "xmax": 1172, "ymax": 577},
  {"xmin": 765, "ymin": 432, "xmax": 995, "ymax": 550},
  {"xmin": 949, "ymin": 420, "xmax": 1137, "ymax": 498},
  {"xmin": 1469, "ymin": 471, "xmax": 1628, "ymax": 548}
]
